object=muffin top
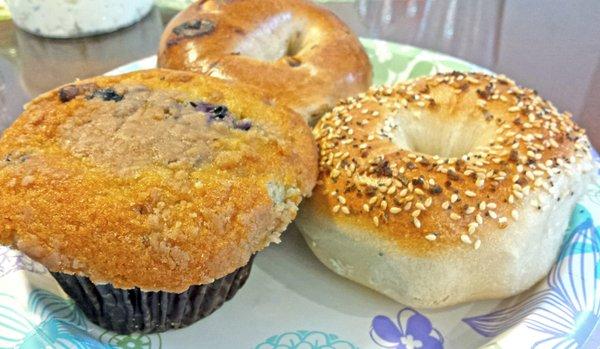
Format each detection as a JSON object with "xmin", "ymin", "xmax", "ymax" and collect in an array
[{"xmin": 0, "ymin": 69, "xmax": 317, "ymax": 292}]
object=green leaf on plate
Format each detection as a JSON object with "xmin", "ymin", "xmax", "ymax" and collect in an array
[
  {"xmin": 437, "ymin": 59, "xmax": 473, "ymax": 72},
  {"xmin": 408, "ymin": 61, "xmax": 435, "ymax": 79}
]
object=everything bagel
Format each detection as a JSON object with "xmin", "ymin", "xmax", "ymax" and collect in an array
[
  {"xmin": 158, "ymin": 0, "xmax": 372, "ymax": 124},
  {"xmin": 296, "ymin": 72, "xmax": 596, "ymax": 307}
]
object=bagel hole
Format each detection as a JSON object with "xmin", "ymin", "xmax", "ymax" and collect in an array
[
  {"xmin": 284, "ymin": 32, "xmax": 304, "ymax": 67},
  {"xmin": 285, "ymin": 31, "xmax": 304, "ymax": 57},
  {"xmin": 233, "ymin": 13, "xmax": 306, "ymax": 62},
  {"xmin": 385, "ymin": 111, "xmax": 499, "ymax": 158}
]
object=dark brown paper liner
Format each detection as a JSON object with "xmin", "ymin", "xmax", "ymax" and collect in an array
[{"xmin": 51, "ymin": 256, "xmax": 254, "ymax": 334}]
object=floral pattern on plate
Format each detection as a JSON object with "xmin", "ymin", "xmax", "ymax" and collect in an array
[
  {"xmin": 0, "ymin": 246, "xmax": 46, "ymax": 277},
  {"xmin": 0, "ymin": 289, "xmax": 162, "ymax": 348},
  {"xmin": 371, "ymin": 308, "xmax": 444, "ymax": 349},
  {"xmin": 98, "ymin": 331, "xmax": 162, "ymax": 349},
  {"xmin": 255, "ymin": 330, "xmax": 358, "ymax": 349},
  {"xmin": 463, "ymin": 204, "xmax": 600, "ymax": 348},
  {"xmin": 0, "ymin": 290, "xmax": 97, "ymax": 348},
  {"xmin": 361, "ymin": 38, "xmax": 489, "ymax": 86}
]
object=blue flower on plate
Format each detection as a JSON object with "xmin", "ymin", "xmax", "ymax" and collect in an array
[
  {"xmin": 28, "ymin": 288, "xmax": 88, "ymax": 327},
  {"xmin": 0, "ymin": 246, "xmax": 46, "ymax": 277},
  {"xmin": 370, "ymin": 307, "xmax": 444, "ymax": 349},
  {"xmin": 463, "ymin": 204, "xmax": 600, "ymax": 348},
  {"xmin": 19, "ymin": 318, "xmax": 106, "ymax": 349},
  {"xmin": 0, "ymin": 289, "xmax": 107, "ymax": 348},
  {"xmin": 255, "ymin": 330, "xmax": 358, "ymax": 349}
]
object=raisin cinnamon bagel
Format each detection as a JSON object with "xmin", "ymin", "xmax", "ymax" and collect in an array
[
  {"xmin": 0, "ymin": 69, "xmax": 317, "ymax": 332},
  {"xmin": 158, "ymin": 0, "xmax": 372, "ymax": 125},
  {"xmin": 296, "ymin": 72, "xmax": 596, "ymax": 308}
]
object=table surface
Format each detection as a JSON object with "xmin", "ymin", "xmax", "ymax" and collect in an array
[{"xmin": 0, "ymin": 0, "xmax": 598, "ymax": 148}]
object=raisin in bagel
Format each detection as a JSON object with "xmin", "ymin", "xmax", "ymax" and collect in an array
[
  {"xmin": 0, "ymin": 69, "xmax": 317, "ymax": 292},
  {"xmin": 296, "ymin": 72, "xmax": 597, "ymax": 308},
  {"xmin": 158, "ymin": 0, "xmax": 372, "ymax": 125}
]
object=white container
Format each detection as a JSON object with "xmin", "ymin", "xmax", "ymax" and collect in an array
[{"xmin": 6, "ymin": 0, "xmax": 154, "ymax": 38}]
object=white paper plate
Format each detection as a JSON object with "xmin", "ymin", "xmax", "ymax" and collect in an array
[{"xmin": 1, "ymin": 38, "xmax": 599, "ymax": 349}]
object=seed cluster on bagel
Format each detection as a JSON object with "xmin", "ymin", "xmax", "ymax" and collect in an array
[{"xmin": 297, "ymin": 71, "xmax": 596, "ymax": 307}]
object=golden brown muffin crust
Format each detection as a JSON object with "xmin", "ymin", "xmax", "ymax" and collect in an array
[
  {"xmin": 158, "ymin": 0, "xmax": 372, "ymax": 124},
  {"xmin": 312, "ymin": 72, "xmax": 592, "ymax": 255},
  {"xmin": 0, "ymin": 69, "xmax": 317, "ymax": 292}
]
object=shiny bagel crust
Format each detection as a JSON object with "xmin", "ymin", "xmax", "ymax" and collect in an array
[
  {"xmin": 158, "ymin": 0, "xmax": 372, "ymax": 124},
  {"xmin": 296, "ymin": 72, "xmax": 596, "ymax": 307},
  {"xmin": 0, "ymin": 69, "xmax": 317, "ymax": 292}
]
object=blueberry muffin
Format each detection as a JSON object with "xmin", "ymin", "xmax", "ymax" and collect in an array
[{"xmin": 0, "ymin": 69, "xmax": 317, "ymax": 333}]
